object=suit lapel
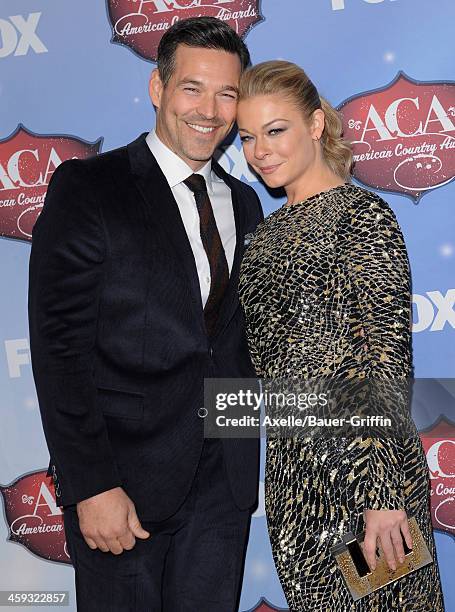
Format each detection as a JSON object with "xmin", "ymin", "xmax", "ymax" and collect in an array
[
  {"xmin": 211, "ymin": 161, "xmax": 246, "ymax": 339},
  {"xmin": 127, "ymin": 134, "xmax": 205, "ymax": 328}
]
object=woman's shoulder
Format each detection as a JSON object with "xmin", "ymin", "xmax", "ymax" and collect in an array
[
  {"xmin": 339, "ymin": 183, "xmax": 391, "ymax": 209},
  {"xmin": 338, "ymin": 183, "xmax": 400, "ymax": 228}
]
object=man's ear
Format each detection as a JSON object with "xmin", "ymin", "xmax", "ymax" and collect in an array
[{"xmin": 149, "ymin": 69, "xmax": 163, "ymax": 109}]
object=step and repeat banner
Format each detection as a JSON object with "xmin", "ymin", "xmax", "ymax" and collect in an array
[{"xmin": 0, "ymin": 1, "xmax": 454, "ymax": 610}]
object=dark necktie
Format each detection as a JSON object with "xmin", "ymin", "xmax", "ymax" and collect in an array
[{"xmin": 184, "ymin": 173, "xmax": 230, "ymax": 336}]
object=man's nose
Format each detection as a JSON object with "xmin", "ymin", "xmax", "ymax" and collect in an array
[{"xmin": 197, "ymin": 94, "xmax": 217, "ymax": 120}]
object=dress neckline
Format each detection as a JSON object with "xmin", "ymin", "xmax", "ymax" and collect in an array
[
  {"xmin": 263, "ymin": 183, "xmax": 356, "ymax": 225},
  {"xmin": 285, "ymin": 183, "xmax": 352, "ymax": 208}
]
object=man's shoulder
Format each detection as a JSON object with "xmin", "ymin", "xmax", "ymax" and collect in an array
[
  {"xmin": 55, "ymin": 141, "xmax": 130, "ymax": 181},
  {"xmin": 41, "ymin": 141, "xmax": 137, "ymax": 220}
]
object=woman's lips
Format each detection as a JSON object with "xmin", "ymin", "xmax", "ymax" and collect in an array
[{"xmin": 258, "ymin": 163, "xmax": 282, "ymax": 175}]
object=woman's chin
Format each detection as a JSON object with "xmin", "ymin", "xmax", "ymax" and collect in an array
[{"xmin": 261, "ymin": 175, "xmax": 285, "ymax": 190}]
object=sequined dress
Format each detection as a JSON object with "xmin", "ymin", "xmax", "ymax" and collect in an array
[{"xmin": 238, "ymin": 185, "xmax": 444, "ymax": 611}]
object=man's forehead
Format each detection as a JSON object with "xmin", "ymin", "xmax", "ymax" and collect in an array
[
  {"xmin": 175, "ymin": 77, "xmax": 239, "ymax": 92},
  {"xmin": 172, "ymin": 45, "xmax": 241, "ymax": 76}
]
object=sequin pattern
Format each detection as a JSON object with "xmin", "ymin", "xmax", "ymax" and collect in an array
[{"xmin": 239, "ymin": 185, "xmax": 445, "ymax": 612}]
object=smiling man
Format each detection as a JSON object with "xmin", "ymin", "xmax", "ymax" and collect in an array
[{"xmin": 28, "ymin": 17, "xmax": 263, "ymax": 612}]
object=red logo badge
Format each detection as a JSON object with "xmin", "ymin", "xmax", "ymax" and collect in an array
[
  {"xmin": 106, "ymin": 0, "xmax": 264, "ymax": 62},
  {"xmin": 420, "ymin": 417, "xmax": 455, "ymax": 537},
  {"xmin": 245, "ymin": 599, "xmax": 288, "ymax": 612},
  {"xmin": 0, "ymin": 125, "xmax": 102, "ymax": 242},
  {"xmin": 0, "ymin": 470, "xmax": 70, "ymax": 564},
  {"xmin": 338, "ymin": 73, "xmax": 455, "ymax": 202}
]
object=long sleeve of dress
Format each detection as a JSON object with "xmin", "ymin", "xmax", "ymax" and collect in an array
[{"xmin": 342, "ymin": 194, "xmax": 413, "ymax": 511}]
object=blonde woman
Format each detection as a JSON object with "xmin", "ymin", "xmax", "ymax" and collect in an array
[{"xmin": 237, "ymin": 61, "xmax": 444, "ymax": 611}]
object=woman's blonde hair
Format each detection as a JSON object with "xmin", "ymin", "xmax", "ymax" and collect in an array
[{"xmin": 239, "ymin": 60, "xmax": 353, "ymax": 181}]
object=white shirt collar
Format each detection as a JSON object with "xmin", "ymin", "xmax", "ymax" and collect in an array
[{"xmin": 146, "ymin": 129, "xmax": 214, "ymax": 194}]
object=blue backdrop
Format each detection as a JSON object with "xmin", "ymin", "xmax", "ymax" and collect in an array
[{"xmin": 0, "ymin": 1, "xmax": 453, "ymax": 610}]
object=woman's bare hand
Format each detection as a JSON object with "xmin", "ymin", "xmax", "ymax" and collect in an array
[{"xmin": 363, "ymin": 509, "xmax": 412, "ymax": 571}]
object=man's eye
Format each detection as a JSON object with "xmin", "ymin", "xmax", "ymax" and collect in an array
[
  {"xmin": 221, "ymin": 93, "xmax": 237, "ymax": 100},
  {"xmin": 184, "ymin": 87, "xmax": 199, "ymax": 93}
]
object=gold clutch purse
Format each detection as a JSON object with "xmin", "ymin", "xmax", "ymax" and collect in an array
[{"xmin": 330, "ymin": 517, "xmax": 433, "ymax": 602}]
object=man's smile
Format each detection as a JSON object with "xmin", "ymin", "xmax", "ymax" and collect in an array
[{"xmin": 186, "ymin": 123, "xmax": 219, "ymax": 135}]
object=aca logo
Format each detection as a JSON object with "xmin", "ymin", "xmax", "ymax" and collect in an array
[
  {"xmin": 0, "ymin": 470, "xmax": 71, "ymax": 564},
  {"xmin": 0, "ymin": 126, "xmax": 102, "ymax": 242},
  {"xmin": 106, "ymin": 0, "xmax": 264, "ymax": 62},
  {"xmin": 244, "ymin": 599, "xmax": 288, "ymax": 612},
  {"xmin": 421, "ymin": 418, "xmax": 455, "ymax": 537},
  {"xmin": 338, "ymin": 73, "xmax": 455, "ymax": 202}
]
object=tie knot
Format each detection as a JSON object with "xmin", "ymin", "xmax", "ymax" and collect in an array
[{"xmin": 184, "ymin": 174, "xmax": 207, "ymax": 194}]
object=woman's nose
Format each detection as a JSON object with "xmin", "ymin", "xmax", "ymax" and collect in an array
[{"xmin": 254, "ymin": 139, "xmax": 270, "ymax": 159}]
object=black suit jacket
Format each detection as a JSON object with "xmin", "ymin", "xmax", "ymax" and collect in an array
[{"xmin": 28, "ymin": 133, "xmax": 263, "ymax": 521}]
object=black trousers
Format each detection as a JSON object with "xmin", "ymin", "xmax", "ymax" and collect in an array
[{"xmin": 63, "ymin": 438, "xmax": 252, "ymax": 612}]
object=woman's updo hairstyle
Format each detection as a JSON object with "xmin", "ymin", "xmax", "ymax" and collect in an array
[{"xmin": 239, "ymin": 60, "xmax": 353, "ymax": 181}]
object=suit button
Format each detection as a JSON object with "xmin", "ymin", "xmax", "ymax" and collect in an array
[{"xmin": 209, "ymin": 347, "xmax": 213, "ymax": 357}]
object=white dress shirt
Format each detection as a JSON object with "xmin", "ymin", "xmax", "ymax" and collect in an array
[{"xmin": 146, "ymin": 130, "xmax": 236, "ymax": 308}]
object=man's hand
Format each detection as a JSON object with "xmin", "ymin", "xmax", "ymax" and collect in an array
[
  {"xmin": 363, "ymin": 509, "xmax": 413, "ymax": 572},
  {"xmin": 76, "ymin": 487, "xmax": 150, "ymax": 554}
]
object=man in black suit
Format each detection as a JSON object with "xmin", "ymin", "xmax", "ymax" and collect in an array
[{"xmin": 28, "ymin": 17, "xmax": 263, "ymax": 611}]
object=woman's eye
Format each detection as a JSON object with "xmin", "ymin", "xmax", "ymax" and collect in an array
[
  {"xmin": 240, "ymin": 136, "xmax": 252, "ymax": 143},
  {"xmin": 269, "ymin": 128, "xmax": 285, "ymax": 136}
]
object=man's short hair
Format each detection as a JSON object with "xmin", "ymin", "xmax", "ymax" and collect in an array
[{"xmin": 157, "ymin": 17, "xmax": 251, "ymax": 86}]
